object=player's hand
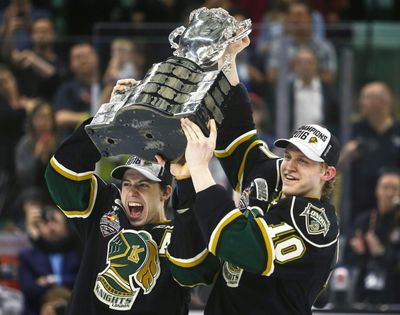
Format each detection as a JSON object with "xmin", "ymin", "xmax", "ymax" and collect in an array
[
  {"xmin": 110, "ymin": 79, "xmax": 136, "ymax": 98},
  {"xmin": 224, "ymin": 35, "xmax": 250, "ymax": 58},
  {"xmin": 155, "ymin": 154, "xmax": 191, "ymax": 180},
  {"xmin": 180, "ymin": 118, "xmax": 216, "ymax": 174}
]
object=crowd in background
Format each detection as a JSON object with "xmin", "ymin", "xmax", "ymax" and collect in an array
[{"xmin": 0, "ymin": 0, "xmax": 399, "ymax": 314}]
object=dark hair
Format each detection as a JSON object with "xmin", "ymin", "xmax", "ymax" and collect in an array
[
  {"xmin": 25, "ymin": 100, "xmax": 57, "ymax": 141},
  {"xmin": 378, "ymin": 166, "xmax": 400, "ymax": 178}
]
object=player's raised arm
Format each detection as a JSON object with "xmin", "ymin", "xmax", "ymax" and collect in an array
[
  {"xmin": 215, "ymin": 36, "xmax": 279, "ymax": 192},
  {"xmin": 155, "ymin": 155, "xmax": 221, "ymax": 287}
]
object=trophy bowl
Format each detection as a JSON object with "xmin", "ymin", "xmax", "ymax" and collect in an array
[{"xmin": 85, "ymin": 7, "xmax": 251, "ymax": 162}]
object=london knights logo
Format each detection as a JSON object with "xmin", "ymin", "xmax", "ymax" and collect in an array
[
  {"xmin": 300, "ymin": 203, "xmax": 330, "ymax": 237},
  {"xmin": 94, "ymin": 229, "xmax": 161, "ymax": 310}
]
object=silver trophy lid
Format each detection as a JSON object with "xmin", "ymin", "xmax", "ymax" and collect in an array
[{"xmin": 169, "ymin": 7, "xmax": 252, "ymax": 68}]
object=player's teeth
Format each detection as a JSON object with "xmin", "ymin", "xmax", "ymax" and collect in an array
[{"xmin": 128, "ymin": 202, "xmax": 142, "ymax": 206}]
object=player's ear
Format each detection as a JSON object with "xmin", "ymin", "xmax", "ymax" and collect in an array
[
  {"xmin": 161, "ymin": 185, "xmax": 173, "ymax": 201},
  {"xmin": 321, "ymin": 166, "xmax": 336, "ymax": 182}
]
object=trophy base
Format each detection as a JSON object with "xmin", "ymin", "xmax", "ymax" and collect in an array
[
  {"xmin": 86, "ymin": 105, "xmax": 189, "ymax": 162},
  {"xmin": 85, "ymin": 56, "xmax": 231, "ymax": 162}
]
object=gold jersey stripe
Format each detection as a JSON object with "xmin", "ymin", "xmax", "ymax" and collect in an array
[
  {"xmin": 255, "ymin": 217, "xmax": 275, "ymax": 276},
  {"xmin": 50, "ymin": 156, "xmax": 94, "ymax": 181},
  {"xmin": 214, "ymin": 130, "xmax": 257, "ymax": 158},
  {"xmin": 166, "ymin": 248, "xmax": 209, "ymax": 268},
  {"xmin": 235, "ymin": 140, "xmax": 264, "ymax": 192},
  {"xmin": 171, "ymin": 275, "xmax": 210, "ymax": 288}
]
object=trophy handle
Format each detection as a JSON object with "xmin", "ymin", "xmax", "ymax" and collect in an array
[{"xmin": 169, "ymin": 26, "xmax": 186, "ymax": 49}]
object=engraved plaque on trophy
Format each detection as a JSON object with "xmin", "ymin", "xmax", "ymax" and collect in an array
[{"xmin": 85, "ymin": 7, "xmax": 251, "ymax": 162}]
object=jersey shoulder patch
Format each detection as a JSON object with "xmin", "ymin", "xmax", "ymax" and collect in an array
[{"xmin": 289, "ymin": 197, "xmax": 339, "ymax": 248}]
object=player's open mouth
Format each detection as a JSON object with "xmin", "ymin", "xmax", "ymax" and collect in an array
[
  {"xmin": 128, "ymin": 202, "xmax": 144, "ymax": 219},
  {"xmin": 284, "ymin": 174, "xmax": 297, "ymax": 181}
]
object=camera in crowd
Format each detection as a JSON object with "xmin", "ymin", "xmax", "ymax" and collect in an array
[{"xmin": 40, "ymin": 206, "xmax": 57, "ymax": 223}]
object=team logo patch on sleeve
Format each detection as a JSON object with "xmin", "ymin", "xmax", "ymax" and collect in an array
[
  {"xmin": 300, "ymin": 203, "xmax": 330, "ymax": 237},
  {"xmin": 100, "ymin": 206, "xmax": 121, "ymax": 237},
  {"xmin": 239, "ymin": 178, "xmax": 269, "ymax": 211},
  {"xmin": 222, "ymin": 261, "xmax": 243, "ymax": 288}
]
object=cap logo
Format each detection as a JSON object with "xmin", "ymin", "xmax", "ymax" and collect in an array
[
  {"xmin": 309, "ymin": 136, "xmax": 318, "ymax": 144},
  {"xmin": 127, "ymin": 156, "xmax": 143, "ymax": 166},
  {"xmin": 293, "ymin": 126, "xmax": 328, "ymax": 142}
]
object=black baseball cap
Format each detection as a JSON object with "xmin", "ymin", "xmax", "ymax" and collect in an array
[
  {"xmin": 111, "ymin": 155, "xmax": 172, "ymax": 185},
  {"xmin": 274, "ymin": 124, "xmax": 340, "ymax": 167}
]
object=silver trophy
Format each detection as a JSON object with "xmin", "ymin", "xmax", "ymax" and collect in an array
[{"xmin": 85, "ymin": 7, "xmax": 251, "ymax": 162}]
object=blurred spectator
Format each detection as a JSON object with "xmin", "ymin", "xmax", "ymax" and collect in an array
[
  {"xmin": 101, "ymin": 38, "xmax": 145, "ymax": 104},
  {"xmin": 0, "ymin": 64, "xmax": 33, "ymax": 217},
  {"xmin": 18, "ymin": 205, "xmax": 80, "ymax": 315},
  {"xmin": 39, "ymin": 286, "xmax": 71, "ymax": 315},
  {"xmin": 256, "ymin": 0, "xmax": 288, "ymax": 52},
  {"xmin": 0, "ymin": 0, "xmax": 50, "ymax": 54},
  {"xmin": 53, "ymin": 42, "xmax": 99, "ymax": 138},
  {"xmin": 289, "ymin": 47, "xmax": 339, "ymax": 134},
  {"xmin": 257, "ymin": 0, "xmax": 327, "ymax": 53},
  {"xmin": 15, "ymin": 100, "xmax": 58, "ymax": 195},
  {"xmin": 339, "ymin": 82, "xmax": 400, "ymax": 220},
  {"xmin": 308, "ymin": 0, "xmax": 347, "ymax": 24},
  {"xmin": 343, "ymin": 168, "xmax": 400, "ymax": 305},
  {"xmin": 228, "ymin": 8, "xmax": 266, "ymax": 94},
  {"xmin": 249, "ymin": 92, "xmax": 275, "ymax": 148},
  {"xmin": 11, "ymin": 17, "xmax": 68, "ymax": 101},
  {"xmin": 103, "ymin": 38, "xmax": 142, "ymax": 83},
  {"xmin": 266, "ymin": 0, "xmax": 337, "ymax": 84},
  {"xmin": 17, "ymin": 187, "xmax": 49, "ymax": 237}
]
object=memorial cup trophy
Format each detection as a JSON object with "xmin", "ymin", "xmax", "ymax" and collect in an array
[{"xmin": 85, "ymin": 7, "xmax": 251, "ymax": 162}]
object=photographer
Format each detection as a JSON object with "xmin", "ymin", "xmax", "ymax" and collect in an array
[
  {"xmin": 18, "ymin": 203, "xmax": 80, "ymax": 315},
  {"xmin": 0, "ymin": 0, "xmax": 51, "ymax": 58},
  {"xmin": 343, "ymin": 168, "xmax": 400, "ymax": 305}
]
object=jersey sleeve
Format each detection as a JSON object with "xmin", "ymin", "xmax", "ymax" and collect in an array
[
  {"xmin": 214, "ymin": 84, "xmax": 279, "ymax": 192},
  {"xmin": 167, "ymin": 179, "xmax": 220, "ymax": 287},
  {"xmin": 194, "ymin": 184, "xmax": 275, "ymax": 276},
  {"xmin": 44, "ymin": 118, "xmax": 107, "ymax": 234}
]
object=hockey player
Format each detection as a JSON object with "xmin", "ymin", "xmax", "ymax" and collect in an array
[
  {"xmin": 164, "ymin": 35, "xmax": 340, "ymax": 315},
  {"xmin": 44, "ymin": 108, "xmax": 192, "ymax": 314}
]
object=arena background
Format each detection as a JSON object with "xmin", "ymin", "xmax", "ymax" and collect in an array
[{"xmin": 1, "ymin": 0, "xmax": 400, "ymax": 314}]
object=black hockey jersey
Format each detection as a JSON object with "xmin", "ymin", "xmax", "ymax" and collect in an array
[
  {"xmin": 45, "ymin": 120, "xmax": 190, "ymax": 315},
  {"xmin": 167, "ymin": 84, "xmax": 339, "ymax": 315}
]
